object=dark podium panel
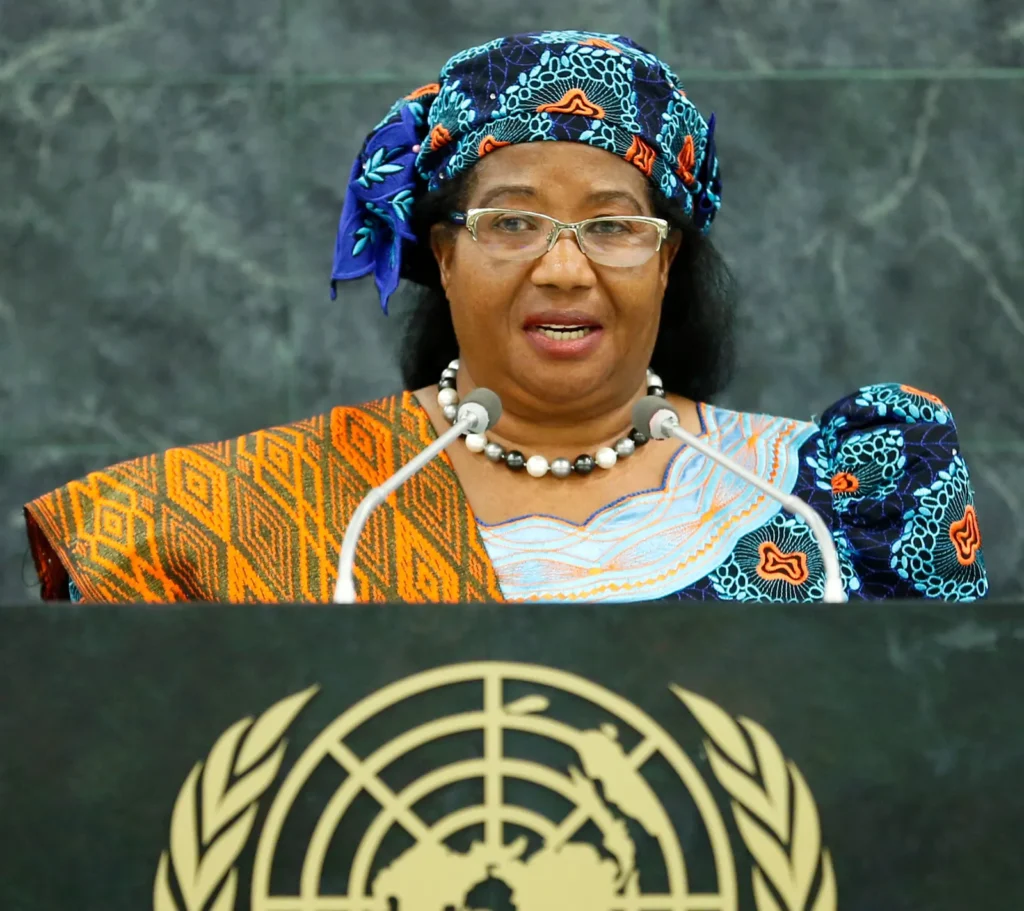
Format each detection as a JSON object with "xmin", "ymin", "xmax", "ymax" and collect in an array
[{"xmin": 1, "ymin": 602, "xmax": 1022, "ymax": 911}]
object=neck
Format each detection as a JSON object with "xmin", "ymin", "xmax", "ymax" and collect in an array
[{"xmin": 455, "ymin": 367, "xmax": 647, "ymax": 455}]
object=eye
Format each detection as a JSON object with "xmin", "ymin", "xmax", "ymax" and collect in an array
[
  {"xmin": 490, "ymin": 213, "xmax": 540, "ymax": 233},
  {"xmin": 587, "ymin": 219, "xmax": 635, "ymax": 235}
]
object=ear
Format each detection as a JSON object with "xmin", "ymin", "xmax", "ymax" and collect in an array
[
  {"xmin": 430, "ymin": 223, "xmax": 457, "ymax": 291},
  {"xmin": 658, "ymin": 230, "xmax": 682, "ymax": 288}
]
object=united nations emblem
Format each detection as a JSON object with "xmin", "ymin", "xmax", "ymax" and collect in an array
[{"xmin": 154, "ymin": 663, "xmax": 835, "ymax": 910}]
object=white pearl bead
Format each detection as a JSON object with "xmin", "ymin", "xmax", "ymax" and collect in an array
[
  {"xmin": 526, "ymin": 455, "xmax": 550, "ymax": 478},
  {"xmin": 437, "ymin": 387, "xmax": 459, "ymax": 407},
  {"xmin": 595, "ymin": 447, "xmax": 618, "ymax": 469},
  {"xmin": 448, "ymin": 359, "xmax": 460, "ymax": 370},
  {"xmin": 465, "ymin": 433, "xmax": 487, "ymax": 453},
  {"xmin": 647, "ymin": 372, "xmax": 663, "ymax": 389}
]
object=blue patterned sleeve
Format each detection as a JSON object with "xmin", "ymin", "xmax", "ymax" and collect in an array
[{"xmin": 806, "ymin": 383, "xmax": 988, "ymax": 601}]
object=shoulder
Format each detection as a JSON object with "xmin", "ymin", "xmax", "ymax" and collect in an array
[
  {"xmin": 700, "ymin": 400, "xmax": 817, "ymax": 449},
  {"xmin": 152, "ymin": 391, "xmax": 424, "ymax": 480},
  {"xmin": 24, "ymin": 393, "xmax": 418, "ymax": 601},
  {"xmin": 697, "ymin": 399, "xmax": 819, "ymax": 491},
  {"xmin": 123, "ymin": 391, "xmax": 421, "ymax": 491},
  {"xmin": 817, "ymin": 382, "xmax": 957, "ymax": 438},
  {"xmin": 704, "ymin": 383, "xmax": 985, "ymax": 601},
  {"xmin": 804, "ymin": 382, "xmax": 964, "ymax": 497},
  {"xmin": 30, "ymin": 389, "xmax": 418, "ymax": 518},
  {"xmin": 710, "ymin": 383, "xmax": 963, "ymax": 493},
  {"xmin": 710, "ymin": 382, "xmax": 958, "ymax": 450},
  {"xmin": 806, "ymin": 383, "xmax": 986, "ymax": 600}
]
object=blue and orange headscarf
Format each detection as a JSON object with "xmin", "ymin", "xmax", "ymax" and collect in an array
[{"xmin": 331, "ymin": 30, "xmax": 722, "ymax": 312}]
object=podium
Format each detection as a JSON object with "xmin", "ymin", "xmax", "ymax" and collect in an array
[{"xmin": 1, "ymin": 601, "xmax": 1021, "ymax": 911}]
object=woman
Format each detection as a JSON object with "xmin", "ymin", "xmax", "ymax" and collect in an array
[{"xmin": 25, "ymin": 30, "xmax": 987, "ymax": 603}]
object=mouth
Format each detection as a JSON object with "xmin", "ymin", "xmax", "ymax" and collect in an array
[
  {"xmin": 531, "ymin": 325, "xmax": 598, "ymax": 341},
  {"xmin": 522, "ymin": 311, "xmax": 605, "ymax": 359},
  {"xmin": 523, "ymin": 309, "xmax": 603, "ymax": 334}
]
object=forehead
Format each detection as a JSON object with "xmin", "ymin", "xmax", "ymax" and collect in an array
[{"xmin": 468, "ymin": 142, "xmax": 650, "ymax": 200}]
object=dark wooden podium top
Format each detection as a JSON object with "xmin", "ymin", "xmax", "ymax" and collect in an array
[{"xmin": 1, "ymin": 602, "xmax": 1021, "ymax": 911}]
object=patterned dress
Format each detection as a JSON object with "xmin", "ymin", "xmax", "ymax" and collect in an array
[
  {"xmin": 35, "ymin": 383, "xmax": 985, "ymax": 604},
  {"xmin": 480, "ymin": 384, "xmax": 987, "ymax": 602}
]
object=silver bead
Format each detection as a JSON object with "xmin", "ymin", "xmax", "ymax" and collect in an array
[
  {"xmin": 614, "ymin": 437, "xmax": 636, "ymax": 457},
  {"xmin": 441, "ymin": 367, "xmax": 457, "ymax": 380},
  {"xmin": 550, "ymin": 458, "xmax": 572, "ymax": 479},
  {"xmin": 595, "ymin": 446, "xmax": 618, "ymax": 470},
  {"xmin": 437, "ymin": 387, "xmax": 459, "ymax": 408},
  {"xmin": 448, "ymin": 359, "xmax": 460, "ymax": 370},
  {"xmin": 442, "ymin": 404, "xmax": 458, "ymax": 423},
  {"xmin": 647, "ymin": 371, "xmax": 663, "ymax": 389},
  {"xmin": 484, "ymin": 442, "xmax": 505, "ymax": 462}
]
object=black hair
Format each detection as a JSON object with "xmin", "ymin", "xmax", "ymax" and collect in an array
[{"xmin": 398, "ymin": 169, "xmax": 737, "ymax": 401}]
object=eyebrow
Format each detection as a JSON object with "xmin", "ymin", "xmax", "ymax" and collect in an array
[
  {"xmin": 474, "ymin": 185, "xmax": 647, "ymax": 214},
  {"xmin": 585, "ymin": 189, "xmax": 647, "ymax": 214},
  {"xmin": 476, "ymin": 185, "xmax": 538, "ymax": 208}
]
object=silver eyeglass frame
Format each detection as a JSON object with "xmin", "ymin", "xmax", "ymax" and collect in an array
[{"xmin": 450, "ymin": 208, "xmax": 671, "ymax": 262}]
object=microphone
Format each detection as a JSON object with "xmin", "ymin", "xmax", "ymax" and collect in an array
[
  {"xmin": 632, "ymin": 396, "xmax": 847, "ymax": 604},
  {"xmin": 333, "ymin": 388, "xmax": 502, "ymax": 603}
]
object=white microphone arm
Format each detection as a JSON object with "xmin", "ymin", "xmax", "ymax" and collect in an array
[
  {"xmin": 332, "ymin": 388, "xmax": 502, "ymax": 604},
  {"xmin": 633, "ymin": 397, "xmax": 847, "ymax": 604}
]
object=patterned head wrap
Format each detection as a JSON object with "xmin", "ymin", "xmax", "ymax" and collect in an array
[{"xmin": 330, "ymin": 30, "xmax": 722, "ymax": 312}]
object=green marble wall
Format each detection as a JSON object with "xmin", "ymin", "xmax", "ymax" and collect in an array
[{"xmin": 1, "ymin": 2, "xmax": 1022, "ymax": 600}]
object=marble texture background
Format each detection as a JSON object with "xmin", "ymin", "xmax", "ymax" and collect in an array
[{"xmin": 2, "ymin": 0, "xmax": 1022, "ymax": 601}]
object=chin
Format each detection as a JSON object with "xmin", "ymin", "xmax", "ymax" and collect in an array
[{"xmin": 515, "ymin": 364, "xmax": 613, "ymax": 407}]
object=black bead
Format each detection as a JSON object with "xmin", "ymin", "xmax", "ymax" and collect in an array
[
  {"xmin": 438, "ymin": 375, "xmax": 457, "ymax": 390},
  {"xmin": 646, "ymin": 385, "xmax": 665, "ymax": 397},
  {"xmin": 629, "ymin": 428, "xmax": 650, "ymax": 447},
  {"xmin": 505, "ymin": 450, "xmax": 525, "ymax": 471},
  {"xmin": 573, "ymin": 454, "xmax": 595, "ymax": 475}
]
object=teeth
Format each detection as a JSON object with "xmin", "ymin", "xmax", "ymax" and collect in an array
[{"xmin": 536, "ymin": 327, "xmax": 593, "ymax": 341}]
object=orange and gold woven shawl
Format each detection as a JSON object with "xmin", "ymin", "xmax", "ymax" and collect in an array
[{"xmin": 24, "ymin": 393, "xmax": 504, "ymax": 603}]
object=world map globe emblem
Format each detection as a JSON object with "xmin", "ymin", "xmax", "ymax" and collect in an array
[
  {"xmin": 249, "ymin": 662, "xmax": 738, "ymax": 911},
  {"xmin": 155, "ymin": 662, "xmax": 835, "ymax": 911}
]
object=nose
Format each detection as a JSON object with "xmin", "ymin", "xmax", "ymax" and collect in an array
[{"xmin": 529, "ymin": 227, "xmax": 597, "ymax": 289}]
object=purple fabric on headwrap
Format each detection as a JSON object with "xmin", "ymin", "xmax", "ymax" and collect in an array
[{"xmin": 330, "ymin": 30, "xmax": 722, "ymax": 313}]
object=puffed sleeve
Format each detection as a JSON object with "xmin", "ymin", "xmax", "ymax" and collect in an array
[{"xmin": 804, "ymin": 383, "xmax": 988, "ymax": 601}]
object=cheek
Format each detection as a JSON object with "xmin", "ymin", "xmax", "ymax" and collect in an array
[
  {"xmin": 607, "ymin": 267, "xmax": 665, "ymax": 328},
  {"xmin": 445, "ymin": 246, "xmax": 529, "ymax": 346},
  {"xmin": 447, "ymin": 244, "xmax": 525, "ymax": 317}
]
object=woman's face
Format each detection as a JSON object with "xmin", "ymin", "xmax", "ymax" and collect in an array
[{"xmin": 431, "ymin": 142, "xmax": 680, "ymax": 416}]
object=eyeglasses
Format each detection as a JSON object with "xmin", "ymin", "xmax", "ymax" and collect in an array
[{"xmin": 450, "ymin": 208, "xmax": 671, "ymax": 268}]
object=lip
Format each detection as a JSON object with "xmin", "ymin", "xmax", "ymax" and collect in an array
[
  {"xmin": 523, "ymin": 325, "xmax": 605, "ymax": 360},
  {"xmin": 522, "ymin": 309, "xmax": 603, "ymax": 330}
]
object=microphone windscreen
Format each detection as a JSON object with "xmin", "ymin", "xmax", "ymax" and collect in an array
[
  {"xmin": 460, "ymin": 387, "xmax": 503, "ymax": 430},
  {"xmin": 632, "ymin": 395, "xmax": 678, "ymax": 439}
]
